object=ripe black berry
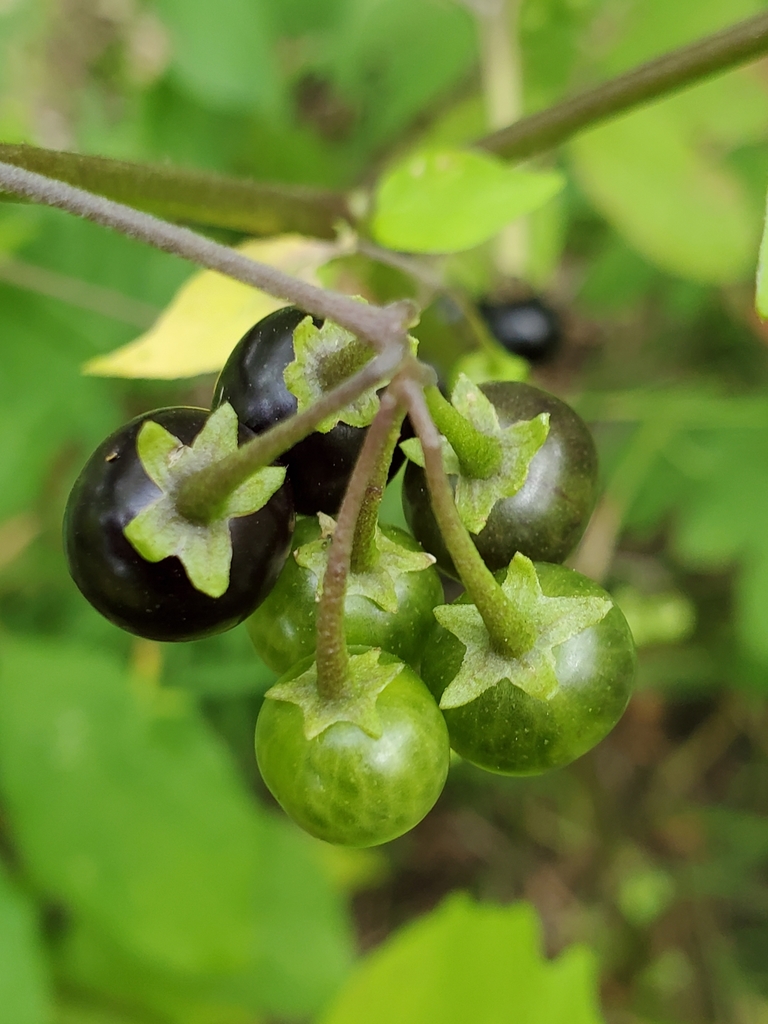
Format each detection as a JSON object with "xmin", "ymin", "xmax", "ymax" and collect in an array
[
  {"xmin": 478, "ymin": 297, "xmax": 561, "ymax": 364},
  {"xmin": 64, "ymin": 407, "xmax": 295, "ymax": 642},
  {"xmin": 213, "ymin": 306, "xmax": 403, "ymax": 515}
]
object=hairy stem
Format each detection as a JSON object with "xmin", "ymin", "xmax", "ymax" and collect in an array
[
  {"xmin": 176, "ymin": 349, "xmax": 404, "ymax": 523},
  {"xmin": 477, "ymin": 10, "xmax": 768, "ymax": 160},
  {"xmin": 316, "ymin": 391, "xmax": 403, "ymax": 699},
  {"xmin": 424, "ymin": 386, "xmax": 502, "ymax": 479},
  {"xmin": 350, "ymin": 407, "xmax": 407, "ymax": 574},
  {"xmin": 353, "ymin": 238, "xmax": 501, "ymax": 357},
  {"xmin": 398, "ymin": 379, "xmax": 534, "ymax": 658},
  {"xmin": 0, "ymin": 143, "xmax": 349, "ymax": 239},
  {"xmin": 0, "ymin": 161, "xmax": 416, "ymax": 355}
]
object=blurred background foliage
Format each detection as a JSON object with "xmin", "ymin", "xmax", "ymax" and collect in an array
[{"xmin": 2, "ymin": 0, "xmax": 768, "ymax": 1022}]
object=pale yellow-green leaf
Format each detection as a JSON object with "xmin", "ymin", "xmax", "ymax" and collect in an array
[
  {"xmin": 83, "ymin": 235, "xmax": 343, "ymax": 379},
  {"xmin": 570, "ymin": 104, "xmax": 758, "ymax": 285}
]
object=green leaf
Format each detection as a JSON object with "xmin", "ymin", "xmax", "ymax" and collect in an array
[
  {"xmin": 321, "ymin": 892, "xmax": 604, "ymax": 1024},
  {"xmin": 56, "ymin": 816, "xmax": 353, "ymax": 1024},
  {"xmin": 435, "ymin": 554, "xmax": 611, "ymax": 707},
  {"xmin": 450, "ymin": 348, "xmax": 530, "ymax": 388},
  {"xmin": 295, "ymin": 514, "xmax": 436, "ymax": 615},
  {"xmin": 324, "ymin": 0, "xmax": 476, "ymax": 151},
  {"xmin": 0, "ymin": 638, "xmax": 263, "ymax": 974},
  {"xmin": 267, "ymin": 649, "xmax": 404, "ymax": 740},
  {"xmin": 0, "ymin": 862, "xmax": 51, "ymax": 1024},
  {"xmin": 155, "ymin": 0, "xmax": 284, "ymax": 114},
  {"xmin": 0, "ymin": 286, "xmax": 120, "ymax": 521},
  {"xmin": 85, "ymin": 236, "xmax": 343, "ymax": 380},
  {"xmin": 124, "ymin": 405, "xmax": 286, "ymax": 598},
  {"xmin": 372, "ymin": 148, "xmax": 564, "ymax": 254},
  {"xmin": 570, "ymin": 103, "xmax": 758, "ymax": 285}
]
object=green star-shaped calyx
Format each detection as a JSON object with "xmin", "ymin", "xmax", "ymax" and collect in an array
[
  {"xmin": 123, "ymin": 403, "xmax": 286, "ymax": 598},
  {"xmin": 283, "ymin": 314, "xmax": 418, "ymax": 433},
  {"xmin": 283, "ymin": 316, "xmax": 379, "ymax": 432},
  {"xmin": 435, "ymin": 553, "xmax": 611, "ymax": 709},
  {"xmin": 400, "ymin": 374, "xmax": 550, "ymax": 534},
  {"xmin": 295, "ymin": 514, "xmax": 435, "ymax": 614},
  {"xmin": 266, "ymin": 648, "xmax": 404, "ymax": 739}
]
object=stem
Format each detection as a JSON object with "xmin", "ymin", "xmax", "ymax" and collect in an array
[
  {"xmin": 424, "ymin": 386, "xmax": 502, "ymax": 479},
  {"xmin": 477, "ymin": 10, "xmax": 768, "ymax": 160},
  {"xmin": 176, "ymin": 348, "xmax": 404, "ymax": 523},
  {"xmin": 476, "ymin": 0, "xmax": 528, "ymax": 278},
  {"xmin": 0, "ymin": 143, "xmax": 348, "ymax": 239},
  {"xmin": 315, "ymin": 391, "xmax": 403, "ymax": 699},
  {"xmin": 0, "ymin": 161, "xmax": 416, "ymax": 355},
  {"xmin": 0, "ymin": 255, "xmax": 159, "ymax": 328},
  {"xmin": 397, "ymin": 379, "xmax": 534, "ymax": 658},
  {"xmin": 354, "ymin": 238, "xmax": 501, "ymax": 357},
  {"xmin": 350, "ymin": 407, "xmax": 406, "ymax": 574}
]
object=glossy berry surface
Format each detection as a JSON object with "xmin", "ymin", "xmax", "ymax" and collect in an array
[
  {"xmin": 213, "ymin": 305, "xmax": 402, "ymax": 515},
  {"xmin": 420, "ymin": 562, "xmax": 636, "ymax": 775},
  {"xmin": 403, "ymin": 381, "xmax": 598, "ymax": 576},
  {"xmin": 64, "ymin": 407, "xmax": 295, "ymax": 642},
  {"xmin": 255, "ymin": 652, "xmax": 450, "ymax": 847},
  {"xmin": 479, "ymin": 297, "xmax": 561, "ymax": 364},
  {"xmin": 247, "ymin": 516, "xmax": 443, "ymax": 674}
]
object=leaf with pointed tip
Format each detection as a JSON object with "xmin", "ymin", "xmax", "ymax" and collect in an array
[
  {"xmin": 372, "ymin": 149, "xmax": 564, "ymax": 254},
  {"xmin": 436, "ymin": 554, "xmax": 611, "ymax": 708},
  {"xmin": 266, "ymin": 650, "xmax": 404, "ymax": 740},
  {"xmin": 84, "ymin": 236, "xmax": 344, "ymax": 379}
]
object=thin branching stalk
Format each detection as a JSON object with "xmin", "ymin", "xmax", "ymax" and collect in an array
[
  {"xmin": 0, "ymin": 161, "xmax": 415, "ymax": 354},
  {"xmin": 477, "ymin": 10, "xmax": 768, "ymax": 159},
  {"xmin": 315, "ymin": 390, "xmax": 403, "ymax": 699},
  {"xmin": 176, "ymin": 348, "xmax": 405, "ymax": 523},
  {"xmin": 350, "ymin": 406, "xmax": 406, "ymax": 574},
  {"xmin": 0, "ymin": 142, "xmax": 348, "ymax": 238},
  {"xmin": 397, "ymin": 378, "xmax": 534, "ymax": 658}
]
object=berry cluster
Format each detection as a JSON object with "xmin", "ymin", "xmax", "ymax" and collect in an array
[{"xmin": 64, "ymin": 305, "xmax": 636, "ymax": 848}]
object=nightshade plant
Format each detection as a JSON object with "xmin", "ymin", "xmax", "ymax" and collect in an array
[{"xmin": 2, "ymin": 10, "xmax": 768, "ymax": 848}]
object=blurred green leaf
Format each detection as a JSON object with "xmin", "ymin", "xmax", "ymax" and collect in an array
[
  {"xmin": 0, "ymin": 638, "xmax": 262, "ymax": 974},
  {"xmin": 53, "ymin": 1003, "xmax": 148, "ymax": 1024},
  {"xmin": 321, "ymin": 893, "xmax": 604, "ymax": 1024},
  {"xmin": 373, "ymin": 149, "xmax": 564, "ymax": 254},
  {"xmin": 612, "ymin": 586, "xmax": 696, "ymax": 648},
  {"xmin": 56, "ymin": 814, "xmax": 352, "ymax": 1023},
  {"xmin": 326, "ymin": 0, "xmax": 476, "ymax": 150},
  {"xmin": 156, "ymin": 0, "xmax": 284, "ymax": 114},
  {"xmin": 570, "ymin": 105, "xmax": 758, "ymax": 284},
  {"xmin": 0, "ymin": 862, "xmax": 51, "ymax": 1024},
  {"xmin": 520, "ymin": 0, "xmax": 598, "ymax": 112},
  {"xmin": 597, "ymin": 0, "xmax": 766, "ymax": 73},
  {"xmin": 0, "ymin": 287, "xmax": 120, "ymax": 520}
]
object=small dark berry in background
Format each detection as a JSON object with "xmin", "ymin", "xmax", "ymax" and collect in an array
[{"xmin": 479, "ymin": 297, "xmax": 561, "ymax": 364}]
